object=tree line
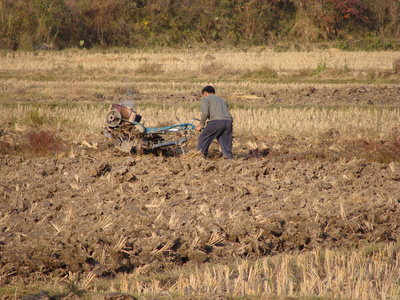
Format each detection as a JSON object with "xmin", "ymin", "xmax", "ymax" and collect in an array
[{"xmin": 0, "ymin": 0, "xmax": 399, "ymax": 50}]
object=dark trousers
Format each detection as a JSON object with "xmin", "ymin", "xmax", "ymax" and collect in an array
[{"xmin": 197, "ymin": 120, "xmax": 233, "ymax": 159}]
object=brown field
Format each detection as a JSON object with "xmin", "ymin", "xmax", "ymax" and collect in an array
[{"xmin": 1, "ymin": 48, "xmax": 400, "ymax": 299}]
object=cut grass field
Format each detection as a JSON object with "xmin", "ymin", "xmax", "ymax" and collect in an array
[
  {"xmin": 2, "ymin": 244, "xmax": 400, "ymax": 299},
  {"xmin": 1, "ymin": 48, "xmax": 400, "ymax": 299},
  {"xmin": 1, "ymin": 47, "xmax": 400, "ymax": 102},
  {"xmin": 1, "ymin": 103, "xmax": 400, "ymax": 145},
  {"xmin": 1, "ymin": 47, "xmax": 400, "ymax": 149}
]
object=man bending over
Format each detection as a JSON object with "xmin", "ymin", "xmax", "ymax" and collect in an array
[{"xmin": 195, "ymin": 86, "xmax": 233, "ymax": 159}]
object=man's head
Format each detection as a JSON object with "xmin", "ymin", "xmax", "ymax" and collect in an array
[{"xmin": 201, "ymin": 86, "xmax": 215, "ymax": 97}]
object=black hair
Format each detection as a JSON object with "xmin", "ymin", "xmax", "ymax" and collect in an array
[{"xmin": 201, "ymin": 86, "xmax": 215, "ymax": 94}]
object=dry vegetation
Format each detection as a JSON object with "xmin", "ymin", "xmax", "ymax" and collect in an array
[
  {"xmin": 1, "ymin": 104, "xmax": 400, "ymax": 149},
  {"xmin": 79, "ymin": 245, "xmax": 400, "ymax": 299},
  {"xmin": 1, "ymin": 48, "xmax": 400, "ymax": 299},
  {"xmin": 1, "ymin": 48, "xmax": 400, "ymax": 101}
]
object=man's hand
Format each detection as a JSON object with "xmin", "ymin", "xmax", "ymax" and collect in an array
[{"xmin": 195, "ymin": 125, "xmax": 202, "ymax": 132}]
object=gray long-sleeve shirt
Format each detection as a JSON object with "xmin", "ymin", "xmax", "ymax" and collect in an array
[{"xmin": 200, "ymin": 94, "xmax": 233, "ymax": 127}]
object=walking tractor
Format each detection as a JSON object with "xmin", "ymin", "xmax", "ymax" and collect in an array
[{"xmin": 102, "ymin": 103, "xmax": 199, "ymax": 154}]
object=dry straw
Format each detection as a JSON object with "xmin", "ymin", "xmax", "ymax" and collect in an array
[
  {"xmin": 2, "ymin": 49, "xmax": 398, "ymax": 72},
  {"xmin": 1, "ymin": 104, "xmax": 399, "ymax": 142},
  {"xmin": 1, "ymin": 49, "xmax": 400, "ymax": 97},
  {"xmin": 86, "ymin": 244, "xmax": 400, "ymax": 299}
]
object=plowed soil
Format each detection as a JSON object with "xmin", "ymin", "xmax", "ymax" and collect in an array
[{"xmin": 1, "ymin": 86, "xmax": 400, "ymax": 289}]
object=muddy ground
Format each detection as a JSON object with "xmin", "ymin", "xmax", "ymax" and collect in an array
[{"xmin": 1, "ymin": 86, "xmax": 400, "ymax": 292}]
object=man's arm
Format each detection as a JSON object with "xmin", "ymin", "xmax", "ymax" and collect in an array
[{"xmin": 200, "ymin": 97, "xmax": 210, "ymax": 127}]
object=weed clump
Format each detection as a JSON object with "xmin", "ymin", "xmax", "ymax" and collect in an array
[
  {"xmin": 27, "ymin": 109, "xmax": 46, "ymax": 126},
  {"xmin": 361, "ymin": 127, "xmax": 400, "ymax": 163},
  {"xmin": 387, "ymin": 127, "xmax": 400, "ymax": 161},
  {"xmin": 136, "ymin": 62, "xmax": 164, "ymax": 75},
  {"xmin": 26, "ymin": 130, "xmax": 63, "ymax": 156},
  {"xmin": 392, "ymin": 58, "xmax": 400, "ymax": 74},
  {"xmin": 242, "ymin": 64, "xmax": 278, "ymax": 79}
]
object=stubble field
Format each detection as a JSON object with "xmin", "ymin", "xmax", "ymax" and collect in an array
[{"xmin": 1, "ymin": 48, "xmax": 400, "ymax": 299}]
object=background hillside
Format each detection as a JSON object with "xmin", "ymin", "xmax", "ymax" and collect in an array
[{"xmin": 1, "ymin": 0, "xmax": 399, "ymax": 51}]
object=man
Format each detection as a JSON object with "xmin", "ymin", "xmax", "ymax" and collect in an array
[{"xmin": 195, "ymin": 86, "xmax": 233, "ymax": 159}]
